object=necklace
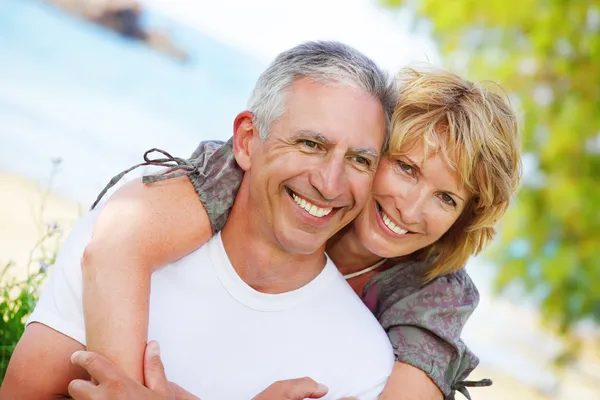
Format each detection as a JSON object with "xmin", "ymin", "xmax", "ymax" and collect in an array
[{"xmin": 343, "ymin": 258, "xmax": 387, "ymax": 280}]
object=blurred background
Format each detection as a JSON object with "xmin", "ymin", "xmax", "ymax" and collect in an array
[{"xmin": 1, "ymin": 0, "xmax": 599, "ymax": 398}]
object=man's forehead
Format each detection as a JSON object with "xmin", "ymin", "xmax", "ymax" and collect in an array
[{"xmin": 279, "ymin": 79, "xmax": 386, "ymax": 151}]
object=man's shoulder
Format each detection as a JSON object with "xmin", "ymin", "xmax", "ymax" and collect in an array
[
  {"xmin": 309, "ymin": 270, "xmax": 384, "ymax": 328},
  {"xmin": 155, "ymin": 234, "xmax": 220, "ymax": 282},
  {"xmin": 296, "ymin": 270, "xmax": 395, "ymax": 398},
  {"xmin": 168, "ymin": 233, "xmax": 220, "ymax": 266}
]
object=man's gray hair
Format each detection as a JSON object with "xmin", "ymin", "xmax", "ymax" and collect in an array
[{"xmin": 247, "ymin": 41, "xmax": 397, "ymax": 146}]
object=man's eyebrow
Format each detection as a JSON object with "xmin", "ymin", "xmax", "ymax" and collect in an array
[
  {"xmin": 293, "ymin": 130, "xmax": 332, "ymax": 144},
  {"xmin": 294, "ymin": 130, "xmax": 379, "ymax": 159},
  {"xmin": 353, "ymin": 148, "xmax": 380, "ymax": 159}
]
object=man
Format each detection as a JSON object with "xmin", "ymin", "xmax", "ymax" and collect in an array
[{"xmin": 1, "ymin": 41, "xmax": 396, "ymax": 399}]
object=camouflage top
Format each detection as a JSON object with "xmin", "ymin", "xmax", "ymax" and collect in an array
[{"xmin": 93, "ymin": 139, "xmax": 490, "ymax": 400}]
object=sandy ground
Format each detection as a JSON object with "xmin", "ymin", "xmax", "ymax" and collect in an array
[
  {"xmin": 0, "ymin": 172, "xmax": 82, "ymax": 280},
  {"xmin": 1, "ymin": 171, "xmax": 598, "ymax": 399}
]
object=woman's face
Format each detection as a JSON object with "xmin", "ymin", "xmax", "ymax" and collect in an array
[{"xmin": 352, "ymin": 139, "xmax": 471, "ymax": 259}]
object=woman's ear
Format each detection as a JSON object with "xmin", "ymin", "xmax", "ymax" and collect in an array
[{"xmin": 232, "ymin": 111, "xmax": 258, "ymax": 171}]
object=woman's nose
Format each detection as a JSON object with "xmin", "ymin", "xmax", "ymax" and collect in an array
[{"xmin": 396, "ymin": 186, "xmax": 427, "ymax": 226}]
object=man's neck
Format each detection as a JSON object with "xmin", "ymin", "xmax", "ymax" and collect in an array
[{"xmin": 220, "ymin": 186, "xmax": 327, "ymax": 294}]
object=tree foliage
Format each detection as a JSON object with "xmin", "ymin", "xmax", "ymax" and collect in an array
[{"xmin": 384, "ymin": 0, "xmax": 600, "ymax": 334}]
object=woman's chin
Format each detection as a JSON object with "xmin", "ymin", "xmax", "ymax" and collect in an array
[
  {"xmin": 365, "ymin": 234, "xmax": 423, "ymax": 259},
  {"xmin": 357, "ymin": 223, "xmax": 420, "ymax": 259},
  {"xmin": 365, "ymin": 239, "xmax": 405, "ymax": 259}
]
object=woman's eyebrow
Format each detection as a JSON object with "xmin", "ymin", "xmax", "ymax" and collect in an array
[
  {"xmin": 403, "ymin": 156, "xmax": 422, "ymax": 171},
  {"xmin": 404, "ymin": 155, "xmax": 465, "ymax": 202}
]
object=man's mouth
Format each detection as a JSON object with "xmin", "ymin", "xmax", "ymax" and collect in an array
[
  {"xmin": 287, "ymin": 189, "xmax": 334, "ymax": 218},
  {"xmin": 378, "ymin": 204, "xmax": 410, "ymax": 236}
]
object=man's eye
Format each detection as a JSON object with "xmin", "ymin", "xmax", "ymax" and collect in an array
[
  {"xmin": 354, "ymin": 156, "xmax": 371, "ymax": 167},
  {"xmin": 299, "ymin": 139, "xmax": 319, "ymax": 149}
]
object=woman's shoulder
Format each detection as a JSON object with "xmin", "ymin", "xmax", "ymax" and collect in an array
[
  {"xmin": 187, "ymin": 137, "xmax": 242, "ymax": 233},
  {"xmin": 188, "ymin": 138, "xmax": 231, "ymax": 158}
]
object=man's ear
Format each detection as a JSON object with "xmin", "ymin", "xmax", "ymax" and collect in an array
[{"xmin": 232, "ymin": 111, "xmax": 258, "ymax": 171}]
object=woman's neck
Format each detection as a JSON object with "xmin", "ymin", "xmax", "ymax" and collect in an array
[{"xmin": 326, "ymin": 225, "xmax": 384, "ymax": 276}]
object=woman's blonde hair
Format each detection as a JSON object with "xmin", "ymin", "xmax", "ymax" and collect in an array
[{"xmin": 389, "ymin": 67, "xmax": 522, "ymax": 281}]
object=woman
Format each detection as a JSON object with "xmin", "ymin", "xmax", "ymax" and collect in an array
[{"xmin": 82, "ymin": 67, "xmax": 521, "ymax": 399}]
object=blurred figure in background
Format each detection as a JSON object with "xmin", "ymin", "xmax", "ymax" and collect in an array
[
  {"xmin": 95, "ymin": 0, "xmax": 146, "ymax": 40},
  {"xmin": 49, "ymin": 0, "xmax": 190, "ymax": 61}
]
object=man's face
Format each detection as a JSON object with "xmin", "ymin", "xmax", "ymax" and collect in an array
[{"xmin": 244, "ymin": 78, "xmax": 387, "ymax": 255}]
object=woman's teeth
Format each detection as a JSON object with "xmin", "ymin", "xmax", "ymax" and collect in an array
[
  {"xmin": 292, "ymin": 192, "xmax": 333, "ymax": 218},
  {"xmin": 382, "ymin": 211, "xmax": 408, "ymax": 235}
]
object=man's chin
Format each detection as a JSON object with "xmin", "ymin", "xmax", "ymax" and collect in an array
[{"xmin": 275, "ymin": 230, "xmax": 328, "ymax": 256}]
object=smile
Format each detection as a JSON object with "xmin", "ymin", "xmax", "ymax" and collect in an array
[
  {"xmin": 288, "ymin": 190, "xmax": 333, "ymax": 218},
  {"xmin": 378, "ymin": 204, "xmax": 409, "ymax": 235}
]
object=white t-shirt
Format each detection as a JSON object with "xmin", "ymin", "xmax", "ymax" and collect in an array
[{"xmin": 28, "ymin": 209, "xmax": 394, "ymax": 399}]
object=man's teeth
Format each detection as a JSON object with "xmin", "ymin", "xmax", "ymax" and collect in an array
[
  {"xmin": 291, "ymin": 193, "xmax": 333, "ymax": 218},
  {"xmin": 382, "ymin": 211, "xmax": 408, "ymax": 235}
]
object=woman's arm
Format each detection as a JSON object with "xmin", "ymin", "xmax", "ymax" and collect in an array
[
  {"xmin": 379, "ymin": 362, "xmax": 442, "ymax": 400},
  {"xmin": 82, "ymin": 175, "xmax": 213, "ymax": 383},
  {"xmin": 81, "ymin": 139, "xmax": 242, "ymax": 383},
  {"xmin": 364, "ymin": 263, "xmax": 482, "ymax": 399}
]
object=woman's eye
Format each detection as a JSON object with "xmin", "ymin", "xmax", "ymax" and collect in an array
[
  {"xmin": 397, "ymin": 161, "xmax": 415, "ymax": 176},
  {"xmin": 439, "ymin": 193, "xmax": 457, "ymax": 207}
]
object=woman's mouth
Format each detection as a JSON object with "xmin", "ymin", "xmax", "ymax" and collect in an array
[{"xmin": 377, "ymin": 203, "xmax": 410, "ymax": 236}]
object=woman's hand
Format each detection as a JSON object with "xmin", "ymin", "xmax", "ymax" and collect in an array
[
  {"xmin": 252, "ymin": 377, "xmax": 328, "ymax": 399},
  {"xmin": 252, "ymin": 377, "xmax": 357, "ymax": 400}
]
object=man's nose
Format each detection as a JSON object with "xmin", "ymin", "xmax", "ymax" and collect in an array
[{"xmin": 311, "ymin": 155, "xmax": 347, "ymax": 201}]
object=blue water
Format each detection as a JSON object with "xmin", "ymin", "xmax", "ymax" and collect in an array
[{"xmin": 0, "ymin": 0, "xmax": 264, "ymax": 204}]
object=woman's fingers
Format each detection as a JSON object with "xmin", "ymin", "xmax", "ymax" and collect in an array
[{"xmin": 252, "ymin": 377, "xmax": 329, "ymax": 399}]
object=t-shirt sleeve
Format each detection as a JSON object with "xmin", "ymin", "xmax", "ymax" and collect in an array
[
  {"xmin": 26, "ymin": 209, "xmax": 101, "ymax": 346},
  {"xmin": 186, "ymin": 138, "xmax": 243, "ymax": 234},
  {"xmin": 364, "ymin": 264, "xmax": 480, "ymax": 398}
]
